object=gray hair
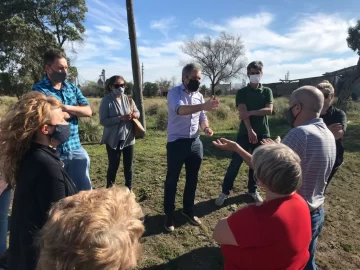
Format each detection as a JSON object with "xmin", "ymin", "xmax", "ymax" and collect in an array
[
  {"xmin": 291, "ymin": 86, "xmax": 324, "ymax": 114},
  {"xmin": 252, "ymin": 143, "xmax": 302, "ymax": 195},
  {"xmin": 182, "ymin": 63, "xmax": 202, "ymax": 78}
]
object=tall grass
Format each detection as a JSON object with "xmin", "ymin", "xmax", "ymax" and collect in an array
[{"xmin": 1, "ymin": 95, "xmax": 359, "ymax": 142}]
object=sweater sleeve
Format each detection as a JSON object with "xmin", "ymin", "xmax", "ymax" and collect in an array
[{"xmin": 99, "ymin": 96, "xmax": 121, "ymax": 127}]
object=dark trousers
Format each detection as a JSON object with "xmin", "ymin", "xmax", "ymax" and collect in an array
[
  {"xmin": 164, "ymin": 138, "xmax": 203, "ymax": 215},
  {"xmin": 324, "ymin": 164, "xmax": 340, "ymax": 193},
  {"xmin": 222, "ymin": 133, "xmax": 267, "ymax": 195},
  {"xmin": 106, "ymin": 143, "xmax": 134, "ymax": 189}
]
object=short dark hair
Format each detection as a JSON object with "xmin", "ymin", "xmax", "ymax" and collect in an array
[
  {"xmin": 247, "ymin": 61, "xmax": 263, "ymax": 73},
  {"xmin": 105, "ymin": 75, "xmax": 126, "ymax": 92},
  {"xmin": 43, "ymin": 49, "xmax": 67, "ymax": 66}
]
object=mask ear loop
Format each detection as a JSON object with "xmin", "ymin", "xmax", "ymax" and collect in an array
[{"xmin": 293, "ymin": 102, "xmax": 302, "ymax": 120}]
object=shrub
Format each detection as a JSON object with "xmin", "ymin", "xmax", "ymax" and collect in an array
[
  {"xmin": 215, "ymin": 104, "xmax": 230, "ymax": 120},
  {"xmin": 273, "ymin": 97, "xmax": 289, "ymax": 119},
  {"xmin": 154, "ymin": 107, "xmax": 168, "ymax": 131},
  {"xmin": 79, "ymin": 118, "xmax": 103, "ymax": 142},
  {"xmin": 146, "ymin": 103, "xmax": 161, "ymax": 116}
]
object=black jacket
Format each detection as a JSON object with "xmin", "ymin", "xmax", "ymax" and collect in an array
[
  {"xmin": 320, "ymin": 105, "xmax": 347, "ymax": 167},
  {"xmin": 8, "ymin": 143, "xmax": 77, "ymax": 270}
]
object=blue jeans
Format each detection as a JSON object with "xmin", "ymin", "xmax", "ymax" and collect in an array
[
  {"xmin": 0, "ymin": 189, "xmax": 11, "ymax": 254},
  {"xmin": 61, "ymin": 147, "xmax": 92, "ymax": 191},
  {"xmin": 222, "ymin": 134, "xmax": 268, "ymax": 195},
  {"xmin": 305, "ymin": 207, "xmax": 325, "ymax": 270}
]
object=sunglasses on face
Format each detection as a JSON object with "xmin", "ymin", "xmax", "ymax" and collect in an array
[
  {"xmin": 113, "ymin": 83, "xmax": 125, "ymax": 88},
  {"xmin": 323, "ymin": 93, "xmax": 330, "ymax": 99}
]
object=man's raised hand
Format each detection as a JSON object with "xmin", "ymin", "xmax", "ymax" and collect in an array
[{"xmin": 203, "ymin": 96, "xmax": 220, "ymax": 111}]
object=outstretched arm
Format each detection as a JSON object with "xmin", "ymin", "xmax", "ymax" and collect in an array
[{"xmin": 213, "ymin": 138, "xmax": 253, "ymax": 168}]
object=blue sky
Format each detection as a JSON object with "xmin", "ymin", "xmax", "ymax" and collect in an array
[{"xmin": 69, "ymin": 0, "xmax": 360, "ymax": 86}]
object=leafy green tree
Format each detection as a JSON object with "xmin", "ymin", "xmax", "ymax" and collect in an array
[
  {"xmin": 337, "ymin": 20, "xmax": 360, "ymax": 110},
  {"xmin": 80, "ymin": 81, "xmax": 104, "ymax": 97},
  {"xmin": 125, "ymin": 81, "xmax": 134, "ymax": 95},
  {"xmin": 143, "ymin": 82, "xmax": 159, "ymax": 97},
  {"xmin": 0, "ymin": 0, "xmax": 87, "ymax": 98},
  {"xmin": 0, "ymin": 0, "xmax": 87, "ymax": 46},
  {"xmin": 200, "ymin": 84, "xmax": 208, "ymax": 96}
]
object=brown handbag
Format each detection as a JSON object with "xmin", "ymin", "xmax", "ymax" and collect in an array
[{"xmin": 128, "ymin": 96, "xmax": 146, "ymax": 139}]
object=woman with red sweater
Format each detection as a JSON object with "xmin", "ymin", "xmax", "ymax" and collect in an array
[{"xmin": 213, "ymin": 142, "xmax": 311, "ymax": 270}]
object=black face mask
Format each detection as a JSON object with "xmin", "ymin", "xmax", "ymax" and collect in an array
[
  {"xmin": 186, "ymin": 79, "xmax": 200, "ymax": 92},
  {"xmin": 48, "ymin": 124, "xmax": 70, "ymax": 145},
  {"xmin": 286, "ymin": 104, "xmax": 301, "ymax": 127},
  {"xmin": 50, "ymin": 67, "xmax": 67, "ymax": 83}
]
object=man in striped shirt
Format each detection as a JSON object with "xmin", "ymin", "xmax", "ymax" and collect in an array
[{"xmin": 213, "ymin": 86, "xmax": 336, "ymax": 270}]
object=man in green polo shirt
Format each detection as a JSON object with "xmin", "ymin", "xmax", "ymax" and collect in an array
[{"xmin": 215, "ymin": 61, "xmax": 273, "ymax": 205}]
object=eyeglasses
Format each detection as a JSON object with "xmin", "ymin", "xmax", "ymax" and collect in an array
[
  {"xmin": 323, "ymin": 92, "xmax": 330, "ymax": 99},
  {"xmin": 113, "ymin": 83, "xmax": 125, "ymax": 88}
]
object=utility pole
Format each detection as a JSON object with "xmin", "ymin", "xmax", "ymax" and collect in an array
[
  {"xmin": 141, "ymin": 63, "xmax": 144, "ymax": 88},
  {"xmin": 102, "ymin": 69, "xmax": 106, "ymax": 83},
  {"xmin": 126, "ymin": 0, "xmax": 146, "ymax": 129}
]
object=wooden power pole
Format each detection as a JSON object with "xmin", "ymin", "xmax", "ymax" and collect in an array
[{"xmin": 126, "ymin": 0, "xmax": 146, "ymax": 129}]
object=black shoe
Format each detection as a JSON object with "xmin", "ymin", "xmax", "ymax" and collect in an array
[
  {"xmin": 0, "ymin": 252, "xmax": 8, "ymax": 270},
  {"xmin": 181, "ymin": 211, "xmax": 201, "ymax": 226},
  {"xmin": 164, "ymin": 214, "xmax": 175, "ymax": 232}
]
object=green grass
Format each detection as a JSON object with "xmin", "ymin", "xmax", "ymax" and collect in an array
[{"xmin": 2, "ymin": 95, "xmax": 360, "ymax": 269}]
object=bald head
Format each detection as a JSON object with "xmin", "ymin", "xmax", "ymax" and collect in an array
[{"xmin": 290, "ymin": 86, "xmax": 324, "ymax": 115}]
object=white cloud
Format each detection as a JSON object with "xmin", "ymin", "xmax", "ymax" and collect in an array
[
  {"xmin": 263, "ymin": 55, "xmax": 359, "ymax": 83},
  {"xmin": 71, "ymin": 10, "xmax": 359, "ymax": 87},
  {"xmin": 150, "ymin": 16, "xmax": 177, "ymax": 36},
  {"xmin": 95, "ymin": 25, "xmax": 114, "ymax": 33}
]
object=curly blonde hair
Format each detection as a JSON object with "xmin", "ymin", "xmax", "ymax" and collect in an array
[
  {"xmin": 0, "ymin": 92, "xmax": 62, "ymax": 186},
  {"xmin": 36, "ymin": 187, "xmax": 145, "ymax": 270}
]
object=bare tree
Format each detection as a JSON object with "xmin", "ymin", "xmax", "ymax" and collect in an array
[
  {"xmin": 336, "ymin": 20, "xmax": 360, "ymax": 111},
  {"xmin": 126, "ymin": 0, "xmax": 146, "ymax": 129},
  {"xmin": 181, "ymin": 32, "xmax": 247, "ymax": 95},
  {"xmin": 156, "ymin": 77, "xmax": 172, "ymax": 92}
]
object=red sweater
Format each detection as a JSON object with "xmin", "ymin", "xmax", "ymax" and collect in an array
[{"xmin": 222, "ymin": 193, "xmax": 311, "ymax": 270}]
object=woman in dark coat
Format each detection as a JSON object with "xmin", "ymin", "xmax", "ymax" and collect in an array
[{"xmin": 0, "ymin": 92, "xmax": 77, "ymax": 269}]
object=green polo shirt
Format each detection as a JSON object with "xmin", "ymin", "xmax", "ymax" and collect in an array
[{"xmin": 236, "ymin": 84, "xmax": 273, "ymax": 137}]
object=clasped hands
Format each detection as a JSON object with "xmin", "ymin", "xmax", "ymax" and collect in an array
[{"xmin": 120, "ymin": 113, "xmax": 138, "ymax": 121}]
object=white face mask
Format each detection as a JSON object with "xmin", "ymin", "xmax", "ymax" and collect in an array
[
  {"xmin": 249, "ymin": 74, "xmax": 261, "ymax": 84},
  {"xmin": 112, "ymin": 87, "xmax": 125, "ymax": 96}
]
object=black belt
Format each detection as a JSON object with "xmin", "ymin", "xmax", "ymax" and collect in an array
[{"xmin": 311, "ymin": 204, "xmax": 323, "ymax": 215}]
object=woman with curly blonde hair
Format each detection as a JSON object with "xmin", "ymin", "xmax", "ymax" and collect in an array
[
  {"xmin": 0, "ymin": 92, "xmax": 77, "ymax": 270},
  {"xmin": 37, "ymin": 187, "xmax": 144, "ymax": 270}
]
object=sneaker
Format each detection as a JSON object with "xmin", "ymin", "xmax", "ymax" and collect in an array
[
  {"xmin": 164, "ymin": 214, "xmax": 174, "ymax": 232},
  {"xmin": 181, "ymin": 211, "xmax": 201, "ymax": 226},
  {"xmin": 249, "ymin": 192, "xmax": 263, "ymax": 203},
  {"xmin": 215, "ymin": 193, "xmax": 228, "ymax": 206}
]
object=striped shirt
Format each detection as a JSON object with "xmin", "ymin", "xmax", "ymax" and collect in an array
[{"xmin": 282, "ymin": 118, "xmax": 336, "ymax": 211}]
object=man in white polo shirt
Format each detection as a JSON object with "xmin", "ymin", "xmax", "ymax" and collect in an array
[{"xmin": 213, "ymin": 86, "xmax": 336, "ymax": 270}]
